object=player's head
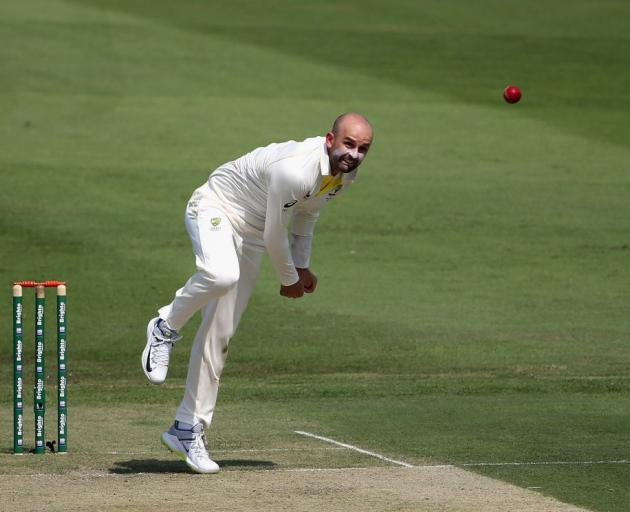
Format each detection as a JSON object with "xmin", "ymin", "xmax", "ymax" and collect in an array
[{"xmin": 326, "ymin": 113, "xmax": 373, "ymax": 175}]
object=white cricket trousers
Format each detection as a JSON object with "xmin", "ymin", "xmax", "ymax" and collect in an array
[{"xmin": 157, "ymin": 184, "xmax": 264, "ymax": 427}]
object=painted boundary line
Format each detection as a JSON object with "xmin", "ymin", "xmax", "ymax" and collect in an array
[{"xmin": 295, "ymin": 430, "xmax": 414, "ymax": 468}]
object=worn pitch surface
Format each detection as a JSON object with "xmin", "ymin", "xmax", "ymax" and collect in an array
[{"xmin": 2, "ymin": 466, "xmax": 589, "ymax": 512}]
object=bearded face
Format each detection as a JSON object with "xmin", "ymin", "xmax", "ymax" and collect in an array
[{"xmin": 325, "ymin": 116, "xmax": 373, "ymax": 176}]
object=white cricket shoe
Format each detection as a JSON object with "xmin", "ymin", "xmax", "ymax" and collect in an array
[
  {"xmin": 141, "ymin": 317, "xmax": 181, "ymax": 384},
  {"xmin": 161, "ymin": 422, "xmax": 220, "ymax": 474}
]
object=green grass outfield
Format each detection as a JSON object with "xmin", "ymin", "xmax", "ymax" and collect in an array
[{"xmin": 1, "ymin": 0, "xmax": 630, "ymax": 510}]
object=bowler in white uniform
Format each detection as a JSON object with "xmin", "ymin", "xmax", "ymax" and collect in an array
[{"xmin": 142, "ymin": 113, "xmax": 373, "ymax": 473}]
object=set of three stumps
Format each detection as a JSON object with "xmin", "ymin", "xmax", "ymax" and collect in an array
[{"xmin": 12, "ymin": 280, "xmax": 67, "ymax": 454}]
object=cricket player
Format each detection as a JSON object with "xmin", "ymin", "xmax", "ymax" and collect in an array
[{"xmin": 141, "ymin": 113, "xmax": 373, "ymax": 473}]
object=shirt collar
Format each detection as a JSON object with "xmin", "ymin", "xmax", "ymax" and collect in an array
[{"xmin": 320, "ymin": 139, "xmax": 331, "ymax": 176}]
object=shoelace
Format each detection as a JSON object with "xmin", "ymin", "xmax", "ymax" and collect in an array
[
  {"xmin": 189, "ymin": 432, "xmax": 211, "ymax": 460},
  {"xmin": 150, "ymin": 340, "xmax": 172, "ymax": 366}
]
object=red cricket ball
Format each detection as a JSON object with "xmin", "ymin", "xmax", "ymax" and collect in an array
[{"xmin": 503, "ymin": 85, "xmax": 522, "ymax": 104}]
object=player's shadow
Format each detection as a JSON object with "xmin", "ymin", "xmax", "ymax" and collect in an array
[{"xmin": 110, "ymin": 459, "xmax": 276, "ymax": 474}]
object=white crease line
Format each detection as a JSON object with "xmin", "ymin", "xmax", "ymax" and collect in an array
[
  {"xmin": 287, "ymin": 465, "xmax": 453, "ymax": 473},
  {"xmin": 100, "ymin": 450, "xmax": 630, "ymax": 469},
  {"xmin": 295, "ymin": 431, "xmax": 414, "ymax": 468},
  {"xmin": 462, "ymin": 460, "xmax": 630, "ymax": 467},
  {"xmin": 106, "ymin": 447, "xmax": 345, "ymax": 456}
]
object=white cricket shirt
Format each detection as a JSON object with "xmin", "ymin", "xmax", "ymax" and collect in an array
[{"xmin": 207, "ymin": 136, "xmax": 357, "ymax": 286}]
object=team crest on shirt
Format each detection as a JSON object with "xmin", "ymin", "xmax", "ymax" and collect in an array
[{"xmin": 210, "ymin": 217, "xmax": 222, "ymax": 230}]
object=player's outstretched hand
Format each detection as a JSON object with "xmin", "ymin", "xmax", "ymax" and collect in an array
[
  {"xmin": 280, "ymin": 280, "xmax": 305, "ymax": 298},
  {"xmin": 297, "ymin": 268, "xmax": 317, "ymax": 293}
]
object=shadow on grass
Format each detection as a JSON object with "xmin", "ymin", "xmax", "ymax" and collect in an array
[{"xmin": 110, "ymin": 459, "xmax": 276, "ymax": 474}]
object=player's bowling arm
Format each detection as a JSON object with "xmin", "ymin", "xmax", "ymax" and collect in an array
[{"xmin": 264, "ymin": 164, "xmax": 307, "ymax": 287}]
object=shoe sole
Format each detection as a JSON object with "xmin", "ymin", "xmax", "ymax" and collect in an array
[
  {"xmin": 141, "ymin": 318, "xmax": 165, "ymax": 385},
  {"xmin": 161, "ymin": 432, "xmax": 220, "ymax": 474}
]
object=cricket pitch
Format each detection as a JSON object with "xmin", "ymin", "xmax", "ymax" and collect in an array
[{"xmin": 1, "ymin": 465, "xmax": 590, "ymax": 512}]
